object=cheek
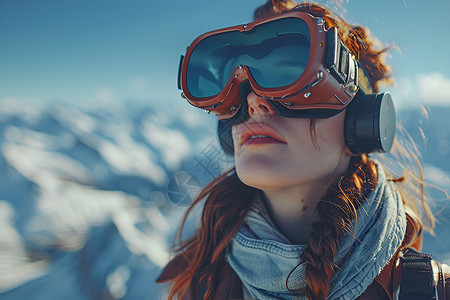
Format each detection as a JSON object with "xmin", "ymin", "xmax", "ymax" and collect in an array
[
  {"xmin": 282, "ymin": 119, "xmax": 317, "ymax": 152},
  {"xmin": 313, "ymin": 115, "xmax": 347, "ymax": 150},
  {"xmin": 231, "ymin": 125, "xmax": 241, "ymax": 152}
]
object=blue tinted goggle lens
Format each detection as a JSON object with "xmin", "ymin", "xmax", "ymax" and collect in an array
[{"xmin": 186, "ymin": 18, "xmax": 311, "ymax": 98}]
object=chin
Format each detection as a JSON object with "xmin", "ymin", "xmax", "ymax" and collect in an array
[
  {"xmin": 235, "ymin": 157, "xmax": 289, "ymax": 189},
  {"xmin": 237, "ymin": 173, "xmax": 281, "ymax": 190}
]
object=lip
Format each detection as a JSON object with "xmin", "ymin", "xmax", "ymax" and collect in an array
[{"xmin": 240, "ymin": 123, "xmax": 287, "ymax": 147}]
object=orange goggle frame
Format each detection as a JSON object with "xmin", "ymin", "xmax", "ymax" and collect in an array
[{"xmin": 178, "ymin": 11, "xmax": 359, "ymax": 120}]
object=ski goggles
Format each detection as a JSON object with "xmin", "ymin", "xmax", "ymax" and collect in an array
[{"xmin": 178, "ymin": 11, "xmax": 360, "ymax": 120}]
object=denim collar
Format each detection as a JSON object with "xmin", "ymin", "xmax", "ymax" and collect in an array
[{"xmin": 227, "ymin": 161, "xmax": 406, "ymax": 299}]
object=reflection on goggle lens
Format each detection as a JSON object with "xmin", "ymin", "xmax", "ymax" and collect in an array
[{"xmin": 187, "ymin": 18, "xmax": 311, "ymax": 98}]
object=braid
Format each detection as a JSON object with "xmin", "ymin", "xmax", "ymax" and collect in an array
[{"xmin": 299, "ymin": 155, "xmax": 377, "ymax": 299}]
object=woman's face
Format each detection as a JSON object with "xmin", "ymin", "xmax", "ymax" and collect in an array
[{"xmin": 232, "ymin": 91, "xmax": 353, "ymax": 191}]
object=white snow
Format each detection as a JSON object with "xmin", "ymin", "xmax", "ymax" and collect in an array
[{"xmin": 0, "ymin": 201, "xmax": 49, "ymax": 292}]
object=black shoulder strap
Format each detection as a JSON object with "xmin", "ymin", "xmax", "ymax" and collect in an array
[{"xmin": 394, "ymin": 248, "xmax": 437, "ymax": 299}]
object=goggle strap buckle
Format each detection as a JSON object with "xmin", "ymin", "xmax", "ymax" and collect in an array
[{"xmin": 325, "ymin": 27, "xmax": 353, "ymax": 85}]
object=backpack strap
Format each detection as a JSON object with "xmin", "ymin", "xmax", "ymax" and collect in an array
[{"xmin": 393, "ymin": 248, "xmax": 438, "ymax": 299}]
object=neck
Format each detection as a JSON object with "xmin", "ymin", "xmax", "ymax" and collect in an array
[{"xmin": 262, "ymin": 181, "xmax": 329, "ymax": 244}]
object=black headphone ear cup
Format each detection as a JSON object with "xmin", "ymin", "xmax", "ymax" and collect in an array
[
  {"xmin": 375, "ymin": 93, "xmax": 396, "ymax": 152},
  {"xmin": 344, "ymin": 91, "xmax": 396, "ymax": 154},
  {"xmin": 218, "ymin": 120, "xmax": 234, "ymax": 156},
  {"xmin": 344, "ymin": 95, "xmax": 360, "ymax": 154}
]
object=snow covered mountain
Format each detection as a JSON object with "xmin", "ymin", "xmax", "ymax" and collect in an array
[{"xmin": 0, "ymin": 99, "xmax": 448, "ymax": 299}]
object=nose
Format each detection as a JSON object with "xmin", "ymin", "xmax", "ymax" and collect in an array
[{"xmin": 247, "ymin": 91, "xmax": 277, "ymax": 117}]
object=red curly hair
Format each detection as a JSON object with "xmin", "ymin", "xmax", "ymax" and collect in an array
[{"xmin": 160, "ymin": 1, "xmax": 434, "ymax": 299}]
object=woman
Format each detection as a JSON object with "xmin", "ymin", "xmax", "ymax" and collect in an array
[{"xmin": 157, "ymin": 1, "xmax": 450, "ymax": 299}]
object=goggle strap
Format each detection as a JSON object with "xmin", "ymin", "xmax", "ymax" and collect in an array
[
  {"xmin": 231, "ymin": 81, "xmax": 346, "ymax": 123},
  {"xmin": 269, "ymin": 100, "xmax": 345, "ymax": 118},
  {"xmin": 325, "ymin": 27, "xmax": 352, "ymax": 85},
  {"xmin": 357, "ymin": 63, "xmax": 374, "ymax": 94},
  {"xmin": 178, "ymin": 55, "xmax": 184, "ymax": 90}
]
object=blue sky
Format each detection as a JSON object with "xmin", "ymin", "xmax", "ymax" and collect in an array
[{"xmin": 1, "ymin": 0, "xmax": 449, "ymax": 107}]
